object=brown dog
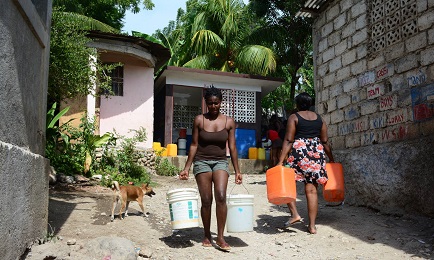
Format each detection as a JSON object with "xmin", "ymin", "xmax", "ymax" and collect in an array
[{"xmin": 111, "ymin": 181, "xmax": 155, "ymax": 221}]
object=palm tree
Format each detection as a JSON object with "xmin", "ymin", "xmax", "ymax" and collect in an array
[{"xmin": 179, "ymin": 0, "xmax": 276, "ymax": 76}]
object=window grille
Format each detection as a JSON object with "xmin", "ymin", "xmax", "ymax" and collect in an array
[
  {"xmin": 220, "ymin": 89, "xmax": 256, "ymax": 123},
  {"xmin": 103, "ymin": 65, "xmax": 124, "ymax": 96},
  {"xmin": 173, "ymin": 105, "xmax": 202, "ymax": 129},
  {"xmin": 369, "ymin": 0, "xmax": 417, "ymax": 53}
]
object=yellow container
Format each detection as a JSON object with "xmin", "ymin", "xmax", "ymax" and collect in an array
[
  {"xmin": 248, "ymin": 147, "xmax": 258, "ymax": 159},
  {"xmin": 153, "ymin": 142, "xmax": 161, "ymax": 150},
  {"xmin": 167, "ymin": 144, "xmax": 178, "ymax": 157},
  {"xmin": 257, "ymin": 148, "xmax": 265, "ymax": 160},
  {"xmin": 161, "ymin": 148, "xmax": 167, "ymax": 156}
]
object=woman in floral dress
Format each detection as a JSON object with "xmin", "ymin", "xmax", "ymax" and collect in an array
[{"xmin": 277, "ymin": 92, "xmax": 335, "ymax": 234}]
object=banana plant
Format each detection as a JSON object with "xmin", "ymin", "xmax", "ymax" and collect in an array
[{"xmin": 83, "ymin": 132, "xmax": 113, "ymax": 174}]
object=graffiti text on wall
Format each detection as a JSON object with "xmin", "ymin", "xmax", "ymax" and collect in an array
[
  {"xmin": 411, "ymin": 84, "xmax": 434, "ymax": 122},
  {"xmin": 407, "ymin": 70, "xmax": 426, "ymax": 87},
  {"xmin": 381, "ymin": 125, "xmax": 408, "ymax": 142},
  {"xmin": 358, "ymin": 71, "xmax": 375, "ymax": 87},
  {"xmin": 367, "ymin": 84, "xmax": 384, "ymax": 99},
  {"xmin": 376, "ymin": 64, "xmax": 394, "ymax": 81},
  {"xmin": 379, "ymin": 95, "xmax": 398, "ymax": 111},
  {"xmin": 386, "ymin": 108, "xmax": 408, "ymax": 126}
]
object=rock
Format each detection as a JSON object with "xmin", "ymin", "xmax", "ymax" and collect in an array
[
  {"xmin": 85, "ymin": 236, "xmax": 137, "ymax": 260},
  {"xmin": 57, "ymin": 174, "xmax": 74, "ymax": 184},
  {"xmin": 92, "ymin": 174, "xmax": 103, "ymax": 180},
  {"xmin": 49, "ymin": 166, "xmax": 57, "ymax": 184},
  {"xmin": 67, "ymin": 239, "xmax": 76, "ymax": 245},
  {"xmin": 75, "ymin": 175, "xmax": 90, "ymax": 183}
]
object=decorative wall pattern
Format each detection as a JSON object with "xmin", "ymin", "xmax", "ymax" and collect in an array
[
  {"xmin": 370, "ymin": 0, "xmax": 418, "ymax": 52},
  {"xmin": 173, "ymin": 105, "xmax": 202, "ymax": 129},
  {"xmin": 220, "ymin": 89, "xmax": 256, "ymax": 123}
]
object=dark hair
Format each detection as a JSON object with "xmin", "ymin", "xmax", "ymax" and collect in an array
[
  {"xmin": 204, "ymin": 85, "xmax": 222, "ymax": 100},
  {"xmin": 295, "ymin": 92, "xmax": 313, "ymax": 111}
]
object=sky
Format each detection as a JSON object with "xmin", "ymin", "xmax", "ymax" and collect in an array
[
  {"xmin": 122, "ymin": 0, "xmax": 249, "ymax": 36},
  {"xmin": 121, "ymin": 0, "xmax": 187, "ymax": 35}
]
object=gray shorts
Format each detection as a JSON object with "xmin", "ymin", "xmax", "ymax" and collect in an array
[{"xmin": 193, "ymin": 160, "xmax": 229, "ymax": 176}]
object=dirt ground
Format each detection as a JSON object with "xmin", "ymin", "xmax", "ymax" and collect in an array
[{"xmin": 23, "ymin": 174, "xmax": 434, "ymax": 260}]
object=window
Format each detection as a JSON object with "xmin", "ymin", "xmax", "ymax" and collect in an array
[{"xmin": 104, "ymin": 65, "xmax": 124, "ymax": 96}]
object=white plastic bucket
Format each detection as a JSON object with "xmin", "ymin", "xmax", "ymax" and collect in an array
[
  {"xmin": 226, "ymin": 194, "xmax": 254, "ymax": 232},
  {"xmin": 178, "ymin": 139, "xmax": 187, "ymax": 149},
  {"xmin": 166, "ymin": 188, "xmax": 199, "ymax": 229},
  {"xmin": 178, "ymin": 149, "xmax": 187, "ymax": 156}
]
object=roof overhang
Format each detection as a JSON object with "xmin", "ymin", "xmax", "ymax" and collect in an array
[
  {"xmin": 296, "ymin": 0, "xmax": 330, "ymax": 17},
  {"xmin": 86, "ymin": 31, "xmax": 171, "ymax": 71},
  {"xmin": 155, "ymin": 66, "xmax": 285, "ymax": 98}
]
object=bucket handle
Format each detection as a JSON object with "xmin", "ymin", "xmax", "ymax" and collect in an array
[{"xmin": 229, "ymin": 183, "xmax": 249, "ymax": 195}]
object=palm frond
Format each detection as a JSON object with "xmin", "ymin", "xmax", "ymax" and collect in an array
[
  {"xmin": 56, "ymin": 12, "xmax": 119, "ymax": 33},
  {"xmin": 236, "ymin": 45, "xmax": 276, "ymax": 76},
  {"xmin": 182, "ymin": 55, "xmax": 215, "ymax": 69},
  {"xmin": 191, "ymin": 30, "xmax": 225, "ymax": 56}
]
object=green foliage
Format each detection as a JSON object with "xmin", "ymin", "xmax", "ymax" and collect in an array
[
  {"xmin": 246, "ymin": 0, "xmax": 315, "ymax": 117},
  {"xmin": 95, "ymin": 127, "xmax": 151, "ymax": 186},
  {"xmin": 161, "ymin": 0, "xmax": 276, "ymax": 76},
  {"xmin": 53, "ymin": 0, "xmax": 155, "ymax": 30},
  {"xmin": 155, "ymin": 157, "xmax": 180, "ymax": 177},
  {"xmin": 48, "ymin": 9, "xmax": 118, "ymax": 104}
]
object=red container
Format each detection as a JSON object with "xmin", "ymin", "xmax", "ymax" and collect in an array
[
  {"xmin": 323, "ymin": 162, "xmax": 345, "ymax": 202},
  {"xmin": 179, "ymin": 128, "xmax": 187, "ymax": 138},
  {"xmin": 266, "ymin": 166, "xmax": 297, "ymax": 204}
]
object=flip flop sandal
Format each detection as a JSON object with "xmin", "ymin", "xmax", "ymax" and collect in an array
[
  {"xmin": 284, "ymin": 217, "xmax": 304, "ymax": 227},
  {"xmin": 215, "ymin": 242, "xmax": 231, "ymax": 252}
]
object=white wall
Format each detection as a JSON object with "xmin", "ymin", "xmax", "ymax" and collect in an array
[{"xmin": 99, "ymin": 65, "xmax": 154, "ymax": 148}]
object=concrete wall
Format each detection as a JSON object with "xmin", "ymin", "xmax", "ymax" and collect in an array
[
  {"xmin": 0, "ymin": 0, "xmax": 52, "ymax": 259},
  {"xmin": 100, "ymin": 65, "xmax": 155, "ymax": 148},
  {"xmin": 312, "ymin": 0, "xmax": 434, "ymax": 216}
]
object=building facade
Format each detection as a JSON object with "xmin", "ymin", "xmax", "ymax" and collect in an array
[{"xmin": 302, "ymin": 0, "xmax": 434, "ymax": 216}]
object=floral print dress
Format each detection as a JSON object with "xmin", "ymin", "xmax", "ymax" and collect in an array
[{"xmin": 286, "ymin": 137, "xmax": 328, "ymax": 185}]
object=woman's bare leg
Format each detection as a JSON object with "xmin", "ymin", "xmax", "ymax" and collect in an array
[
  {"xmin": 305, "ymin": 183, "xmax": 318, "ymax": 234},
  {"xmin": 195, "ymin": 172, "xmax": 213, "ymax": 245},
  {"xmin": 213, "ymin": 170, "xmax": 229, "ymax": 247}
]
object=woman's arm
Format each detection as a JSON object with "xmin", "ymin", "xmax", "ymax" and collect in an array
[
  {"xmin": 227, "ymin": 117, "xmax": 242, "ymax": 184},
  {"xmin": 320, "ymin": 120, "xmax": 335, "ymax": 162},
  {"xmin": 179, "ymin": 115, "xmax": 201, "ymax": 180},
  {"xmin": 276, "ymin": 114, "xmax": 297, "ymax": 165}
]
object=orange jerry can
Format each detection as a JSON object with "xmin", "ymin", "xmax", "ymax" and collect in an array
[
  {"xmin": 323, "ymin": 162, "xmax": 345, "ymax": 202},
  {"xmin": 266, "ymin": 165, "xmax": 297, "ymax": 204}
]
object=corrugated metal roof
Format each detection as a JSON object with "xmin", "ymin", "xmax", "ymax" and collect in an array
[{"xmin": 296, "ymin": 0, "xmax": 330, "ymax": 17}]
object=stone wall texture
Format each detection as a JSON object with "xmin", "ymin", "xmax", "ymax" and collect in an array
[
  {"xmin": 313, "ymin": 0, "xmax": 434, "ymax": 216},
  {"xmin": 0, "ymin": 0, "xmax": 52, "ymax": 259}
]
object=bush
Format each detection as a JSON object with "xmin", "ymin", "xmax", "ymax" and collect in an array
[{"xmin": 155, "ymin": 157, "xmax": 180, "ymax": 176}]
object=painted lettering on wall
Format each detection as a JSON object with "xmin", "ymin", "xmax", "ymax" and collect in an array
[
  {"xmin": 380, "ymin": 126, "xmax": 408, "ymax": 142},
  {"xmin": 407, "ymin": 70, "xmax": 426, "ymax": 87},
  {"xmin": 386, "ymin": 109, "xmax": 408, "ymax": 126},
  {"xmin": 338, "ymin": 119, "xmax": 366, "ymax": 135},
  {"xmin": 370, "ymin": 114, "xmax": 386, "ymax": 129},
  {"xmin": 346, "ymin": 107, "xmax": 359, "ymax": 120},
  {"xmin": 339, "ymin": 122, "xmax": 353, "ymax": 135},
  {"xmin": 361, "ymin": 132, "xmax": 376, "ymax": 145},
  {"xmin": 367, "ymin": 84, "xmax": 384, "ymax": 99},
  {"xmin": 411, "ymin": 84, "xmax": 434, "ymax": 122},
  {"xmin": 376, "ymin": 64, "xmax": 394, "ymax": 81},
  {"xmin": 379, "ymin": 95, "xmax": 398, "ymax": 111},
  {"xmin": 358, "ymin": 71, "xmax": 375, "ymax": 87}
]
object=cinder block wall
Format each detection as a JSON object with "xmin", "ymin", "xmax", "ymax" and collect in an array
[
  {"xmin": 0, "ymin": 1, "xmax": 52, "ymax": 259},
  {"xmin": 313, "ymin": 0, "xmax": 434, "ymax": 216}
]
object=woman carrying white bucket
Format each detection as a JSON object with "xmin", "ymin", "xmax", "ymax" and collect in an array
[{"xmin": 179, "ymin": 86, "xmax": 243, "ymax": 252}]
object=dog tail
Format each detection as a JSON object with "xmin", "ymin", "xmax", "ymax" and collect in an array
[{"xmin": 112, "ymin": 181, "xmax": 120, "ymax": 191}]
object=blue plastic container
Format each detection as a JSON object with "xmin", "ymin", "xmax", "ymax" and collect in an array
[{"xmin": 235, "ymin": 129, "xmax": 256, "ymax": 159}]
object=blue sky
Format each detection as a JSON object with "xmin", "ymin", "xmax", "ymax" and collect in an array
[
  {"xmin": 122, "ymin": 0, "xmax": 249, "ymax": 36},
  {"xmin": 121, "ymin": 0, "xmax": 188, "ymax": 35}
]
